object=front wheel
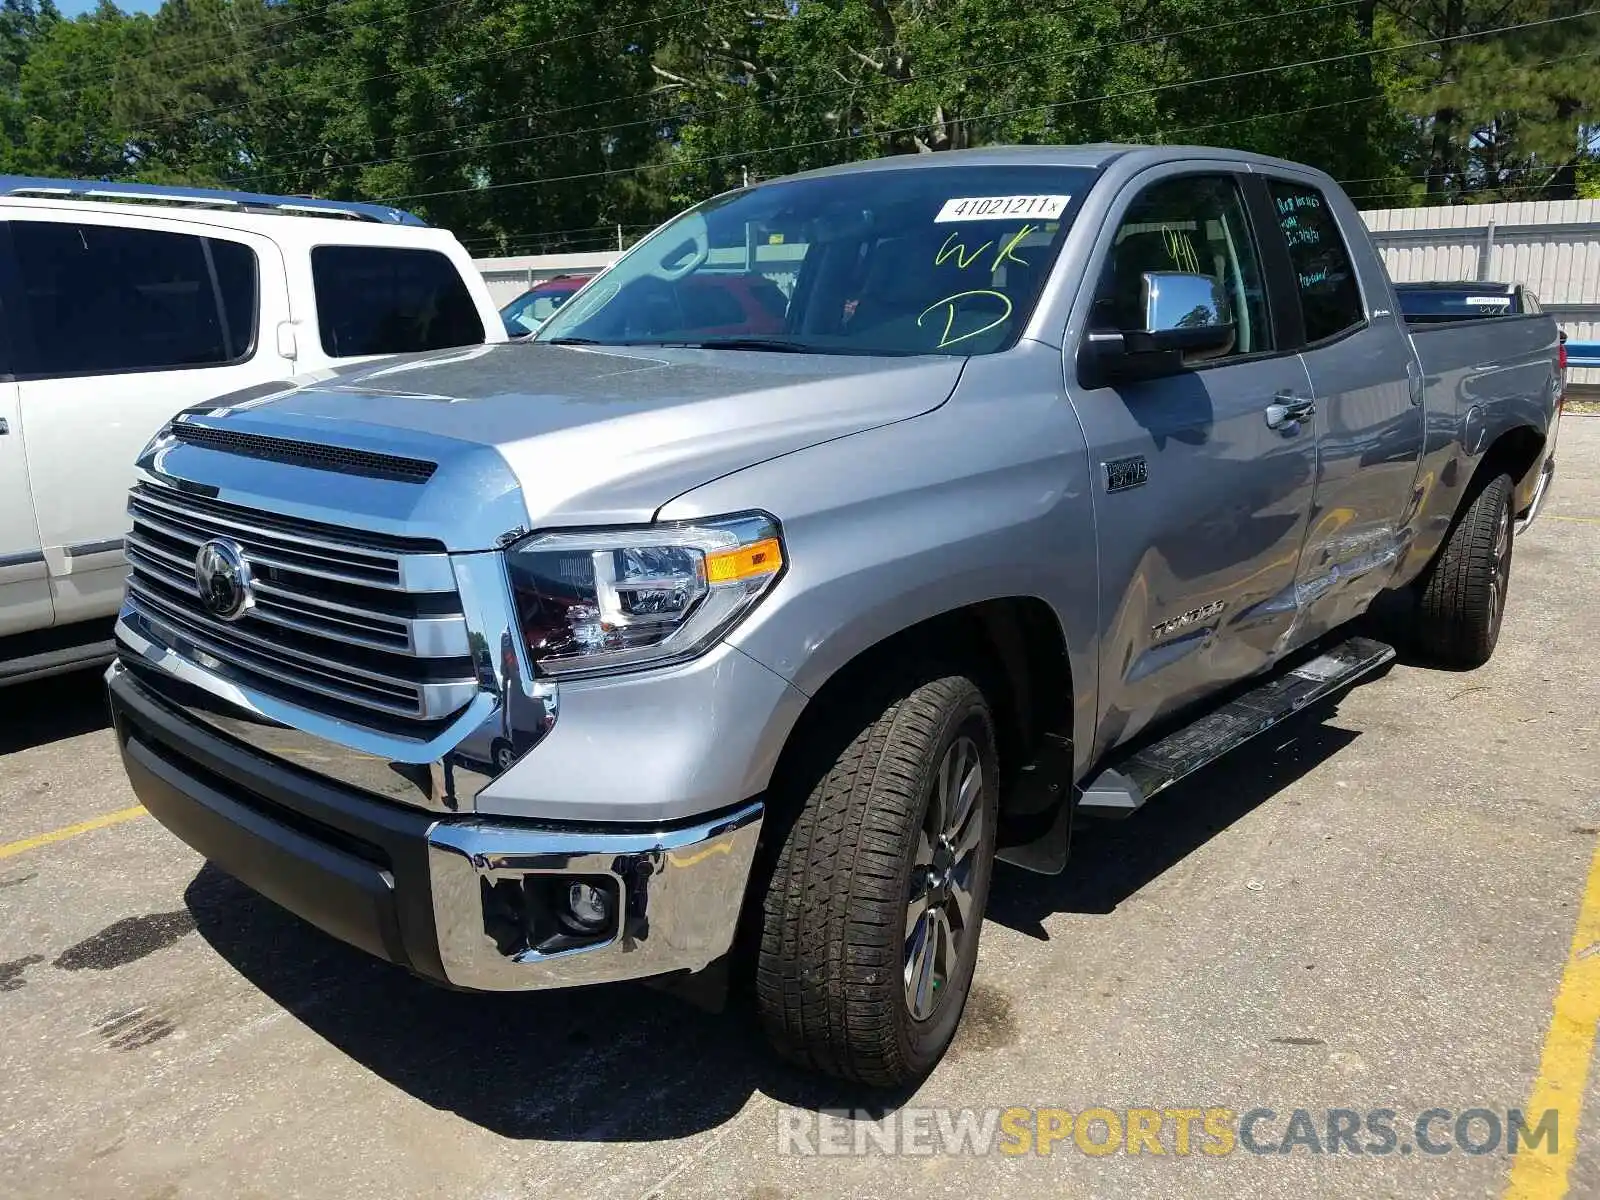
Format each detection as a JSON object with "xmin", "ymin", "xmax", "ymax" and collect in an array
[{"xmin": 755, "ymin": 672, "xmax": 999, "ymax": 1086}]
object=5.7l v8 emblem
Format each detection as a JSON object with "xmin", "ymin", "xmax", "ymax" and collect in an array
[{"xmin": 1103, "ymin": 455, "xmax": 1148, "ymax": 493}]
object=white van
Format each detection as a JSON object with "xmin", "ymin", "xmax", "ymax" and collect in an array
[{"xmin": 0, "ymin": 177, "xmax": 505, "ymax": 684}]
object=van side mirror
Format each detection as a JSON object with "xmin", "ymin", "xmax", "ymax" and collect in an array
[{"xmin": 1080, "ymin": 271, "xmax": 1237, "ymax": 385}]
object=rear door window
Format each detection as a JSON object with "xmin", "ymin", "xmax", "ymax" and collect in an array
[
  {"xmin": 311, "ymin": 245, "xmax": 485, "ymax": 357},
  {"xmin": 1267, "ymin": 181, "xmax": 1365, "ymax": 343},
  {"xmin": 10, "ymin": 222, "xmax": 259, "ymax": 376}
]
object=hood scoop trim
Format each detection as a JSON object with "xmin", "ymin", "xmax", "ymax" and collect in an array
[{"xmin": 172, "ymin": 423, "xmax": 438, "ymax": 484}]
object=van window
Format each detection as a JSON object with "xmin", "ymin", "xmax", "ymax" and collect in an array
[
  {"xmin": 11, "ymin": 222, "xmax": 259, "ymax": 377},
  {"xmin": 1266, "ymin": 181, "xmax": 1365, "ymax": 343},
  {"xmin": 311, "ymin": 245, "xmax": 485, "ymax": 357}
]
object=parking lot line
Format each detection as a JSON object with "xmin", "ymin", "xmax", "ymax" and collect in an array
[
  {"xmin": 1503, "ymin": 838, "xmax": 1600, "ymax": 1200},
  {"xmin": 0, "ymin": 805, "xmax": 146, "ymax": 860},
  {"xmin": 1545, "ymin": 515, "xmax": 1600, "ymax": 525}
]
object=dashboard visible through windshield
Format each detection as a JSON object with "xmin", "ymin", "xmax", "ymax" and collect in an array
[{"xmin": 535, "ymin": 165, "xmax": 1096, "ymax": 356}]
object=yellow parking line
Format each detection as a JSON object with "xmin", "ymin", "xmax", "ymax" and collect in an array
[
  {"xmin": 1544, "ymin": 515, "xmax": 1600, "ymax": 525},
  {"xmin": 1504, "ymin": 838, "xmax": 1600, "ymax": 1200},
  {"xmin": 0, "ymin": 805, "xmax": 147, "ymax": 860}
]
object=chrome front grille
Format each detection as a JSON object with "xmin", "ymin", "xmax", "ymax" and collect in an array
[{"xmin": 123, "ymin": 482, "xmax": 479, "ymax": 727}]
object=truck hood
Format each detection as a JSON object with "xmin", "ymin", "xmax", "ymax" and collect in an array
[{"xmin": 172, "ymin": 342, "xmax": 965, "ymax": 546}]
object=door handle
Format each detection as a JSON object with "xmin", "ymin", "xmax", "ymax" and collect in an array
[
  {"xmin": 0, "ymin": 417, "xmax": 9, "ymax": 435},
  {"xmin": 1265, "ymin": 395, "xmax": 1315, "ymax": 430}
]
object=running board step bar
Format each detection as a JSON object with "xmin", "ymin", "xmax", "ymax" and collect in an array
[{"xmin": 1078, "ymin": 636, "xmax": 1395, "ymax": 819}]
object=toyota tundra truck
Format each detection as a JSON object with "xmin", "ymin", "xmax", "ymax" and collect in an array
[{"xmin": 106, "ymin": 145, "xmax": 1561, "ymax": 1087}]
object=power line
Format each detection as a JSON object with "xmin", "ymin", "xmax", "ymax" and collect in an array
[
  {"xmin": 381, "ymin": 7, "xmax": 1599, "ymax": 205},
  {"xmin": 1148, "ymin": 45, "xmax": 1597, "ymax": 146},
  {"xmin": 46, "ymin": 0, "xmax": 461, "ymax": 102},
  {"xmin": 464, "ymin": 42, "xmax": 1597, "ymax": 252},
  {"xmin": 220, "ymin": 37, "xmax": 907, "ymax": 178},
  {"xmin": 232, "ymin": 0, "xmax": 1365, "ymax": 191},
  {"xmin": 140, "ymin": 0, "xmax": 749, "ymax": 135}
]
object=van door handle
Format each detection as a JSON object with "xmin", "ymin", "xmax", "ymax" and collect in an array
[
  {"xmin": 0, "ymin": 417, "xmax": 9, "ymax": 435},
  {"xmin": 1265, "ymin": 395, "xmax": 1315, "ymax": 429}
]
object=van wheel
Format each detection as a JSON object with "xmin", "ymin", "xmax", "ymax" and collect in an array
[
  {"xmin": 1414, "ymin": 472, "xmax": 1514, "ymax": 667},
  {"xmin": 755, "ymin": 672, "xmax": 999, "ymax": 1086}
]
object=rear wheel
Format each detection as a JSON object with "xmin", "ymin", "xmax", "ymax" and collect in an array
[
  {"xmin": 1413, "ymin": 472, "xmax": 1514, "ymax": 667},
  {"xmin": 755, "ymin": 672, "xmax": 999, "ymax": 1086}
]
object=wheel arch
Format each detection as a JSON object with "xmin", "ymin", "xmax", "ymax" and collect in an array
[
  {"xmin": 760, "ymin": 596, "xmax": 1078, "ymax": 824},
  {"xmin": 1473, "ymin": 424, "xmax": 1547, "ymax": 516}
]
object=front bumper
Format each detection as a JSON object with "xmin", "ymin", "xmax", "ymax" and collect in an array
[{"xmin": 109, "ymin": 660, "xmax": 763, "ymax": 990}]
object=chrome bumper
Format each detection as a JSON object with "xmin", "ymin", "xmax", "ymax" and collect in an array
[
  {"xmin": 109, "ymin": 657, "xmax": 763, "ymax": 992},
  {"xmin": 428, "ymin": 802, "xmax": 763, "ymax": 990}
]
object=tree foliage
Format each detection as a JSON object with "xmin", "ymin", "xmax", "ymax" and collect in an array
[{"xmin": 0, "ymin": 0, "xmax": 1594, "ymax": 250}]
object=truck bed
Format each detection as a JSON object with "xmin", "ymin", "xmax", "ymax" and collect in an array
[{"xmin": 1408, "ymin": 311, "xmax": 1559, "ymax": 411}]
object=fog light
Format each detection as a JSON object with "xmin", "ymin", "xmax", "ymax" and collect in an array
[{"xmin": 561, "ymin": 881, "xmax": 613, "ymax": 934}]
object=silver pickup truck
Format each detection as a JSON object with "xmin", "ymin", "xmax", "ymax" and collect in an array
[{"xmin": 106, "ymin": 145, "xmax": 1561, "ymax": 1086}]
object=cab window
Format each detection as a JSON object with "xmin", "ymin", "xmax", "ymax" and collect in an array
[
  {"xmin": 1267, "ymin": 180, "xmax": 1365, "ymax": 343},
  {"xmin": 1089, "ymin": 174, "xmax": 1272, "ymax": 361}
]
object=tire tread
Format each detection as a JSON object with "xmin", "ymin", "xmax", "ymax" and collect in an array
[{"xmin": 756, "ymin": 673, "xmax": 988, "ymax": 1086}]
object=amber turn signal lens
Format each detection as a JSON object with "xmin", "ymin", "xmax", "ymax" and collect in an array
[{"xmin": 705, "ymin": 537, "xmax": 784, "ymax": 584}]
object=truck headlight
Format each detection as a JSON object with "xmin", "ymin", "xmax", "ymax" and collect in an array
[{"xmin": 505, "ymin": 513, "xmax": 784, "ymax": 676}]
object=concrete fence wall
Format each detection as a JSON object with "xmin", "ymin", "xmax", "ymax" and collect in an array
[{"xmin": 474, "ymin": 198, "xmax": 1600, "ymax": 381}]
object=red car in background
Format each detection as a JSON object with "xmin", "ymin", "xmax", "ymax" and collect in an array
[
  {"xmin": 500, "ymin": 272, "xmax": 788, "ymax": 338},
  {"xmin": 500, "ymin": 274, "xmax": 594, "ymax": 337}
]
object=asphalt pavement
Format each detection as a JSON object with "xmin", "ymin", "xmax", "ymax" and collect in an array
[{"xmin": 2, "ymin": 419, "xmax": 1598, "ymax": 1200}]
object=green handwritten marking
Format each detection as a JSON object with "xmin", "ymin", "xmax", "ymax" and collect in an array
[
  {"xmin": 991, "ymin": 224, "xmax": 1035, "ymax": 271},
  {"xmin": 935, "ymin": 231, "xmax": 993, "ymax": 269},
  {"xmin": 917, "ymin": 290, "xmax": 1013, "ymax": 349}
]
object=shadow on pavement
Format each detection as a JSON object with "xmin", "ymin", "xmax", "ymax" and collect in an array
[
  {"xmin": 185, "ymin": 864, "xmax": 907, "ymax": 1142},
  {"xmin": 987, "ymin": 702, "xmax": 1363, "ymax": 938},
  {"xmin": 0, "ymin": 669, "xmax": 113, "ymax": 755},
  {"xmin": 184, "ymin": 689, "xmax": 1372, "ymax": 1139}
]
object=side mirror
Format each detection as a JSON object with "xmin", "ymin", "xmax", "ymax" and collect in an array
[
  {"xmin": 1128, "ymin": 271, "xmax": 1235, "ymax": 356},
  {"xmin": 1080, "ymin": 271, "xmax": 1236, "ymax": 385}
]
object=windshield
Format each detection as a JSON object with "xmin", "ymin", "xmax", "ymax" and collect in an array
[
  {"xmin": 1396, "ymin": 288, "xmax": 1519, "ymax": 321},
  {"xmin": 536, "ymin": 165, "xmax": 1097, "ymax": 356}
]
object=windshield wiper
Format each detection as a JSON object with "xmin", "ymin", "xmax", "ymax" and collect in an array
[
  {"xmin": 676, "ymin": 337, "xmax": 819, "ymax": 354},
  {"xmin": 541, "ymin": 336, "xmax": 604, "ymax": 345}
]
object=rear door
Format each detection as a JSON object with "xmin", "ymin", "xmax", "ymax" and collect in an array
[
  {"xmin": 0, "ymin": 251, "xmax": 51, "ymax": 636},
  {"xmin": 1258, "ymin": 174, "xmax": 1424, "ymax": 638},
  {"xmin": 8, "ymin": 215, "xmax": 291, "ymax": 624},
  {"xmin": 1069, "ymin": 167, "xmax": 1319, "ymax": 744}
]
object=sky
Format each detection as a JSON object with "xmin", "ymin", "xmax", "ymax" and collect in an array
[{"xmin": 58, "ymin": 0, "xmax": 163, "ymax": 15}]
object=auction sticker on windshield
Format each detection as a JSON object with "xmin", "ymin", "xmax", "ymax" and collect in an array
[{"xmin": 935, "ymin": 195, "xmax": 1070, "ymax": 223}]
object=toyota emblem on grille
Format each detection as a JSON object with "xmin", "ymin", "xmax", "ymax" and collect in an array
[{"xmin": 194, "ymin": 538, "xmax": 254, "ymax": 621}]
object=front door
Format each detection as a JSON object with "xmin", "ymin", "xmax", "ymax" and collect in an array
[
  {"xmin": 1069, "ymin": 169, "xmax": 1320, "ymax": 752},
  {"xmin": 0, "ymin": 372, "xmax": 52, "ymax": 637},
  {"xmin": 8, "ymin": 216, "xmax": 290, "ymax": 624}
]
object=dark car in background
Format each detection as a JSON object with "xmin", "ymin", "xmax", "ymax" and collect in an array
[{"xmin": 1394, "ymin": 279, "xmax": 1544, "ymax": 323}]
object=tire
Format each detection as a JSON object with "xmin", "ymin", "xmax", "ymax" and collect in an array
[
  {"xmin": 755, "ymin": 671, "xmax": 1000, "ymax": 1087},
  {"xmin": 1414, "ymin": 472, "xmax": 1515, "ymax": 667}
]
